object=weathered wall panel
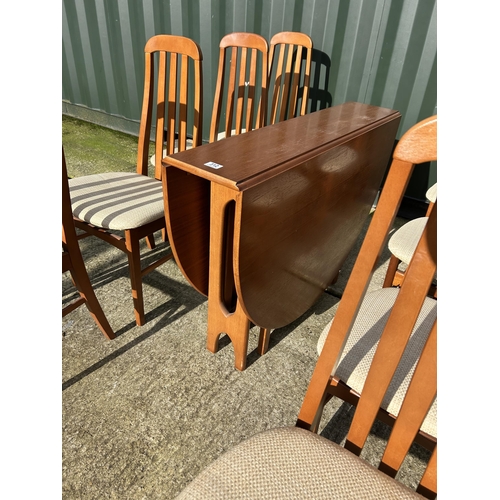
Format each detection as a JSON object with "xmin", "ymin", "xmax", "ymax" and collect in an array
[{"xmin": 62, "ymin": 0, "xmax": 436, "ymax": 199}]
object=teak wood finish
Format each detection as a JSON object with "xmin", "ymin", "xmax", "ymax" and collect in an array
[
  {"xmin": 268, "ymin": 32, "xmax": 313, "ymax": 124},
  {"xmin": 62, "ymin": 149, "xmax": 115, "ymax": 340},
  {"xmin": 162, "ymin": 102, "xmax": 401, "ymax": 370},
  {"xmin": 69, "ymin": 35, "xmax": 203, "ymax": 326},
  {"xmin": 209, "ymin": 32, "xmax": 269, "ymax": 142},
  {"xmin": 296, "ymin": 116, "xmax": 438, "ymax": 498}
]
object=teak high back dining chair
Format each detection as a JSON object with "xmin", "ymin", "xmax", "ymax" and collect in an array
[
  {"xmin": 209, "ymin": 32, "xmax": 268, "ymax": 142},
  {"xmin": 63, "ymin": 148, "xmax": 115, "ymax": 340},
  {"xmin": 268, "ymin": 31, "xmax": 313, "ymax": 124},
  {"xmin": 173, "ymin": 117, "xmax": 437, "ymax": 500},
  {"xmin": 298, "ymin": 115, "xmax": 438, "ymax": 494},
  {"xmin": 68, "ymin": 35, "xmax": 203, "ymax": 326}
]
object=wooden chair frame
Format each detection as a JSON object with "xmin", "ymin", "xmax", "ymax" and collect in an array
[{"xmin": 63, "ymin": 148, "xmax": 115, "ymax": 340}]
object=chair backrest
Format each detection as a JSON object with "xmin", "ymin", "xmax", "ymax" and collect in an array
[
  {"xmin": 297, "ymin": 116, "xmax": 438, "ymax": 498},
  {"xmin": 209, "ymin": 32, "xmax": 268, "ymax": 142},
  {"xmin": 268, "ymin": 31, "xmax": 312, "ymax": 124},
  {"xmin": 137, "ymin": 35, "xmax": 203, "ymax": 180}
]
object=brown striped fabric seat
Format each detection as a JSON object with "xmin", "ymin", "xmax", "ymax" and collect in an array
[{"xmin": 69, "ymin": 172, "xmax": 164, "ymax": 231}]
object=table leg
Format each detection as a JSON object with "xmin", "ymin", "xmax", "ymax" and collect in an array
[
  {"xmin": 207, "ymin": 300, "xmax": 251, "ymax": 371},
  {"xmin": 206, "ymin": 183, "xmax": 252, "ymax": 371}
]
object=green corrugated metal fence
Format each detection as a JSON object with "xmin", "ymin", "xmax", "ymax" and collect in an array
[{"xmin": 62, "ymin": 0, "xmax": 436, "ymax": 200}]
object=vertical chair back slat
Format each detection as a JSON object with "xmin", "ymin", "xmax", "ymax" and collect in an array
[
  {"xmin": 225, "ymin": 46, "xmax": 238, "ymax": 137},
  {"xmin": 210, "ymin": 46, "xmax": 226, "ymax": 143},
  {"xmin": 235, "ymin": 47, "xmax": 247, "ymax": 134},
  {"xmin": 193, "ymin": 60, "xmax": 203, "ymax": 148},
  {"xmin": 379, "ymin": 318, "xmax": 437, "ymax": 477},
  {"xmin": 178, "ymin": 54, "xmax": 189, "ymax": 152},
  {"xmin": 155, "ymin": 51, "xmax": 167, "ymax": 165},
  {"xmin": 417, "ymin": 445, "xmax": 437, "ymax": 497},
  {"xmin": 279, "ymin": 44, "xmax": 295, "ymax": 122},
  {"xmin": 246, "ymin": 48, "xmax": 257, "ymax": 132},
  {"xmin": 137, "ymin": 53, "xmax": 154, "ymax": 176},
  {"xmin": 287, "ymin": 44, "xmax": 303, "ymax": 120},
  {"xmin": 166, "ymin": 52, "xmax": 178, "ymax": 157},
  {"xmin": 269, "ymin": 44, "xmax": 286, "ymax": 123}
]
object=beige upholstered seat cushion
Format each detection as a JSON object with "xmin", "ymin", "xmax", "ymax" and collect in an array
[
  {"xmin": 68, "ymin": 172, "xmax": 164, "ymax": 231},
  {"xmin": 425, "ymin": 182, "xmax": 437, "ymax": 203},
  {"xmin": 317, "ymin": 288, "xmax": 437, "ymax": 437},
  {"xmin": 388, "ymin": 217, "xmax": 428, "ymax": 265},
  {"xmin": 387, "ymin": 184, "xmax": 436, "ymax": 265},
  {"xmin": 216, "ymin": 128, "xmax": 247, "ymax": 141},
  {"xmin": 149, "ymin": 140, "xmax": 194, "ymax": 166},
  {"xmin": 174, "ymin": 427, "xmax": 423, "ymax": 499}
]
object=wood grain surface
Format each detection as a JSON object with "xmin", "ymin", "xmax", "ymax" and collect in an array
[{"xmin": 162, "ymin": 102, "xmax": 400, "ymax": 330}]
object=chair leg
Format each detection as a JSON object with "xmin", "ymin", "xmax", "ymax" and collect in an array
[
  {"xmin": 65, "ymin": 254, "xmax": 115, "ymax": 340},
  {"xmin": 258, "ymin": 327, "xmax": 271, "ymax": 355},
  {"xmin": 383, "ymin": 255, "xmax": 401, "ymax": 288},
  {"xmin": 145, "ymin": 233, "xmax": 156, "ymax": 250},
  {"xmin": 392, "ymin": 269, "xmax": 406, "ymax": 287},
  {"xmin": 125, "ymin": 230, "xmax": 145, "ymax": 326}
]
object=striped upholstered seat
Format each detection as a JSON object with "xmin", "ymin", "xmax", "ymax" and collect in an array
[{"xmin": 69, "ymin": 172, "xmax": 164, "ymax": 231}]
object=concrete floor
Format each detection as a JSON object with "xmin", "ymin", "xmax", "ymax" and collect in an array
[{"xmin": 62, "ymin": 115, "xmax": 431, "ymax": 499}]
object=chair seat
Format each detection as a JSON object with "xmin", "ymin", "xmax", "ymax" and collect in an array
[
  {"xmin": 425, "ymin": 183, "xmax": 437, "ymax": 203},
  {"xmin": 68, "ymin": 172, "xmax": 164, "ymax": 230},
  {"xmin": 216, "ymin": 128, "xmax": 247, "ymax": 140},
  {"xmin": 149, "ymin": 140, "xmax": 194, "ymax": 166},
  {"xmin": 388, "ymin": 217, "xmax": 428, "ymax": 264},
  {"xmin": 174, "ymin": 426, "xmax": 423, "ymax": 499},
  {"xmin": 318, "ymin": 287, "xmax": 437, "ymax": 438}
]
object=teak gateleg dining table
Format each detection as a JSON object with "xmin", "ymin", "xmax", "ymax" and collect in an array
[{"xmin": 161, "ymin": 102, "xmax": 401, "ymax": 370}]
